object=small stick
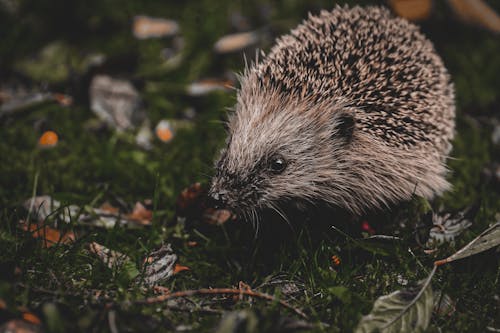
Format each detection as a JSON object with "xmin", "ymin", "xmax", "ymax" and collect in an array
[{"xmin": 131, "ymin": 287, "xmax": 308, "ymax": 319}]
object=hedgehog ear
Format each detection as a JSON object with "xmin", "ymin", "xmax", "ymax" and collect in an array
[{"xmin": 332, "ymin": 111, "xmax": 355, "ymax": 143}]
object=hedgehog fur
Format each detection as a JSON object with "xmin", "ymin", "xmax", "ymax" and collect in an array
[{"xmin": 209, "ymin": 5, "xmax": 455, "ymax": 217}]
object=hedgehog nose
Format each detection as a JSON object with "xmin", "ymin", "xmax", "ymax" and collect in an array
[{"xmin": 208, "ymin": 191, "xmax": 226, "ymax": 209}]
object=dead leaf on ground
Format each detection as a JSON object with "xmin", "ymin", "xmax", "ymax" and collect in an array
[
  {"xmin": 133, "ymin": 16, "xmax": 179, "ymax": 39},
  {"xmin": 21, "ymin": 311, "xmax": 41, "ymax": 325},
  {"xmin": 388, "ymin": 0, "xmax": 432, "ymax": 21},
  {"xmin": 136, "ymin": 119, "xmax": 154, "ymax": 150},
  {"xmin": 155, "ymin": 120, "xmax": 174, "ymax": 143},
  {"xmin": 448, "ymin": 0, "xmax": 500, "ymax": 33},
  {"xmin": 433, "ymin": 291, "xmax": 456, "ymax": 317},
  {"xmin": 89, "ymin": 242, "xmax": 131, "ymax": 270},
  {"xmin": 0, "ymin": 319, "xmax": 42, "ymax": 333},
  {"xmin": 186, "ymin": 79, "xmax": 233, "ymax": 96},
  {"xmin": 125, "ymin": 202, "xmax": 153, "ymax": 225},
  {"xmin": 140, "ymin": 243, "xmax": 189, "ymax": 287},
  {"xmin": 176, "ymin": 182, "xmax": 204, "ymax": 212},
  {"xmin": 98, "ymin": 201, "xmax": 120, "ymax": 214},
  {"xmin": 426, "ymin": 210, "xmax": 473, "ymax": 248},
  {"xmin": 89, "ymin": 75, "xmax": 142, "ymax": 131},
  {"xmin": 24, "ymin": 195, "xmax": 79, "ymax": 223},
  {"xmin": 38, "ymin": 130, "xmax": 59, "ymax": 148},
  {"xmin": 435, "ymin": 222, "xmax": 500, "ymax": 266},
  {"xmin": 176, "ymin": 183, "xmax": 236, "ymax": 226},
  {"xmin": 19, "ymin": 220, "xmax": 75, "ymax": 248},
  {"xmin": 213, "ymin": 31, "xmax": 259, "ymax": 54},
  {"xmin": 355, "ymin": 266, "xmax": 436, "ymax": 333},
  {"xmin": 24, "ymin": 196, "xmax": 153, "ymax": 229},
  {"xmin": 203, "ymin": 208, "xmax": 234, "ymax": 225}
]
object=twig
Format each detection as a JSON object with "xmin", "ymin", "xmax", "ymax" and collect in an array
[{"xmin": 129, "ymin": 287, "xmax": 308, "ymax": 319}]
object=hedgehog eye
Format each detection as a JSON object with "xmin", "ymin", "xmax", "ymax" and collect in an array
[{"xmin": 269, "ymin": 155, "xmax": 287, "ymax": 174}]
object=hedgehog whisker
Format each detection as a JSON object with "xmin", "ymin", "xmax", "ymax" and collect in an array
[
  {"xmin": 269, "ymin": 202, "xmax": 292, "ymax": 232},
  {"xmin": 252, "ymin": 208, "xmax": 261, "ymax": 239}
]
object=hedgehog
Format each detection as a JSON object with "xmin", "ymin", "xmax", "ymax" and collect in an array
[{"xmin": 209, "ymin": 6, "xmax": 455, "ymax": 220}]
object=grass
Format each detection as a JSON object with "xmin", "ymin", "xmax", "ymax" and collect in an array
[{"xmin": 0, "ymin": 0, "xmax": 499, "ymax": 332}]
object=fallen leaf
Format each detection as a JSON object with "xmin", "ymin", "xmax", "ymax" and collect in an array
[
  {"xmin": 89, "ymin": 75, "xmax": 142, "ymax": 131},
  {"xmin": 426, "ymin": 210, "xmax": 473, "ymax": 247},
  {"xmin": 155, "ymin": 120, "xmax": 174, "ymax": 142},
  {"xmin": 173, "ymin": 264, "xmax": 190, "ymax": 274},
  {"xmin": 215, "ymin": 309, "xmax": 259, "ymax": 333},
  {"xmin": 186, "ymin": 79, "xmax": 233, "ymax": 96},
  {"xmin": 125, "ymin": 202, "xmax": 153, "ymax": 225},
  {"xmin": 98, "ymin": 202, "xmax": 120, "ymax": 214},
  {"xmin": 136, "ymin": 119, "xmax": 154, "ymax": 150},
  {"xmin": 388, "ymin": 0, "xmax": 432, "ymax": 21},
  {"xmin": 89, "ymin": 242, "xmax": 131, "ymax": 270},
  {"xmin": 24, "ymin": 195, "xmax": 80, "ymax": 224},
  {"xmin": 435, "ymin": 222, "xmax": 500, "ymax": 266},
  {"xmin": 213, "ymin": 31, "xmax": 259, "ymax": 53},
  {"xmin": 355, "ymin": 266, "xmax": 436, "ymax": 333},
  {"xmin": 38, "ymin": 130, "xmax": 58, "ymax": 148},
  {"xmin": 203, "ymin": 208, "xmax": 233, "ymax": 225},
  {"xmin": 133, "ymin": 16, "xmax": 179, "ymax": 39},
  {"xmin": 22, "ymin": 312, "xmax": 41, "ymax": 325},
  {"xmin": 433, "ymin": 291, "xmax": 456, "ymax": 317},
  {"xmin": 0, "ymin": 319, "xmax": 42, "ymax": 333},
  {"xmin": 0, "ymin": 91, "xmax": 53, "ymax": 118},
  {"xmin": 52, "ymin": 93, "xmax": 73, "ymax": 107},
  {"xmin": 448, "ymin": 0, "xmax": 500, "ymax": 33},
  {"xmin": 19, "ymin": 220, "xmax": 75, "ymax": 248},
  {"xmin": 176, "ymin": 183, "xmax": 204, "ymax": 211},
  {"xmin": 140, "ymin": 244, "xmax": 185, "ymax": 287}
]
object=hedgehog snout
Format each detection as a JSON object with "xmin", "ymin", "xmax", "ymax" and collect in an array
[
  {"xmin": 208, "ymin": 174, "xmax": 234, "ymax": 209},
  {"xmin": 207, "ymin": 188, "xmax": 228, "ymax": 209}
]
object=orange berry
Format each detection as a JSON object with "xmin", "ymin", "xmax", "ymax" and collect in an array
[{"xmin": 38, "ymin": 131, "xmax": 58, "ymax": 147}]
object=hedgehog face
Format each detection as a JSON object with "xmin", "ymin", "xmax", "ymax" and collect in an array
[{"xmin": 209, "ymin": 89, "xmax": 356, "ymax": 219}]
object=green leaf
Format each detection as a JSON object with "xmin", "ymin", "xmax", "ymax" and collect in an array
[
  {"xmin": 354, "ymin": 266, "xmax": 436, "ymax": 333},
  {"xmin": 328, "ymin": 286, "xmax": 352, "ymax": 304}
]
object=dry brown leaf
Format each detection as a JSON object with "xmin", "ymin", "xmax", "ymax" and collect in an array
[
  {"xmin": 89, "ymin": 75, "xmax": 142, "ymax": 131},
  {"xmin": 140, "ymin": 244, "xmax": 187, "ymax": 286},
  {"xmin": 38, "ymin": 131, "xmax": 58, "ymax": 148},
  {"xmin": 21, "ymin": 312, "xmax": 41, "ymax": 325},
  {"xmin": 448, "ymin": 0, "xmax": 500, "ymax": 33},
  {"xmin": 173, "ymin": 264, "xmax": 190, "ymax": 274},
  {"xmin": 176, "ymin": 182, "xmax": 204, "ymax": 211},
  {"xmin": 203, "ymin": 208, "xmax": 233, "ymax": 225},
  {"xmin": 98, "ymin": 202, "xmax": 120, "ymax": 214},
  {"xmin": 20, "ymin": 220, "xmax": 75, "ymax": 248},
  {"xmin": 186, "ymin": 79, "xmax": 233, "ymax": 96},
  {"xmin": 0, "ymin": 319, "xmax": 42, "ymax": 333},
  {"xmin": 52, "ymin": 93, "xmax": 73, "ymax": 106},
  {"xmin": 89, "ymin": 242, "xmax": 131, "ymax": 269},
  {"xmin": 133, "ymin": 16, "xmax": 179, "ymax": 39},
  {"xmin": 213, "ymin": 31, "xmax": 259, "ymax": 53},
  {"xmin": 125, "ymin": 202, "xmax": 153, "ymax": 225},
  {"xmin": 389, "ymin": 0, "xmax": 432, "ymax": 21},
  {"xmin": 434, "ymin": 222, "xmax": 500, "ymax": 266},
  {"xmin": 155, "ymin": 120, "xmax": 174, "ymax": 143}
]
